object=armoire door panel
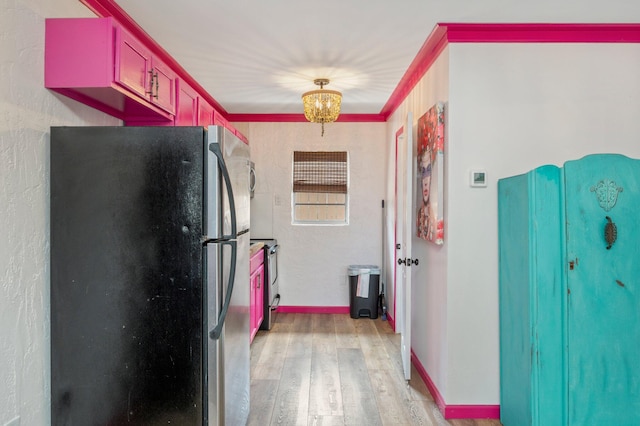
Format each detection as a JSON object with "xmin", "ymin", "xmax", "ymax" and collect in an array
[{"xmin": 564, "ymin": 154, "xmax": 640, "ymax": 425}]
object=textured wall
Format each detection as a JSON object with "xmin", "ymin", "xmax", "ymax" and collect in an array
[
  {"xmin": 0, "ymin": 1, "xmax": 120, "ymax": 425},
  {"xmin": 246, "ymin": 121, "xmax": 386, "ymax": 308}
]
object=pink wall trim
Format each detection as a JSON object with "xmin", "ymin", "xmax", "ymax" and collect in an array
[
  {"xmin": 387, "ymin": 313, "xmax": 395, "ymax": 331},
  {"xmin": 444, "ymin": 404, "xmax": 501, "ymax": 420},
  {"xmin": 226, "ymin": 113, "xmax": 386, "ymax": 123},
  {"xmin": 380, "ymin": 25, "xmax": 449, "ymax": 119},
  {"xmin": 443, "ymin": 22, "xmax": 640, "ymax": 43},
  {"xmin": 277, "ymin": 306, "xmax": 350, "ymax": 314},
  {"xmin": 72, "ymin": 8, "xmax": 640, "ymax": 124},
  {"xmin": 381, "ymin": 23, "xmax": 640, "ymax": 119},
  {"xmin": 411, "ymin": 349, "xmax": 500, "ymax": 420}
]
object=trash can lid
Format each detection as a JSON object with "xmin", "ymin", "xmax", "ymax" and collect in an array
[{"xmin": 347, "ymin": 265, "xmax": 380, "ymax": 275}]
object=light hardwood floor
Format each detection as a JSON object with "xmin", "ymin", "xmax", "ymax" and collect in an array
[{"xmin": 249, "ymin": 313, "xmax": 502, "ymax": 426}]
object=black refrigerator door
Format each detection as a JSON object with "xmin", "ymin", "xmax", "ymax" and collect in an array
[{"xmin": 50, "ymin": 126, "xmax": 206, "ymax": 425}]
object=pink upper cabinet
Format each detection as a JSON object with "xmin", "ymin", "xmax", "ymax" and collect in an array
[
  {"xmin": 175, "ymin": 79, "xmax": 199, "ymax": 126},
  {"xmin": 115, "ymin": 27, "xmax": 176, "ymax": 115},
  {"xmin": 45, "ymin": 17, "xmax": 175, "ymax": 122}
]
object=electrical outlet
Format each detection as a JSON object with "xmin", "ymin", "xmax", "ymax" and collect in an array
[
  {"xmin": 5, "ymin": 416, "xmax": 20, "ymax": 426},
  {"xmin": 274, "ymin": 194, "xmax": 282, "ymax": 206}
]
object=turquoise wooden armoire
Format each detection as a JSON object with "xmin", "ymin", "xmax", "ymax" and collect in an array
[{"xmin": 498, "ymin": 154, "xmax": 640, "ymax": 426}]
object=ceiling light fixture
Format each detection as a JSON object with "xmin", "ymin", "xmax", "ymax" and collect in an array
[{"xmin": 302, "ymin": 78, "xmax": 342, "ymax": 136}]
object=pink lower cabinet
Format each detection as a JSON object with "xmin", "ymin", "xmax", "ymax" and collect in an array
[
  {"xmin": 249, "ymin": 249, "xmax": 265, "ymax": 342},
  {"xmin": 45, "ymin": 17, "xmax": 176, "ymax": 123}
]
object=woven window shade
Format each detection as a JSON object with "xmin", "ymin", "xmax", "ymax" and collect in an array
[{"xmin": 293, "ymin": 151, "xmax": 348, "ymax": 193}]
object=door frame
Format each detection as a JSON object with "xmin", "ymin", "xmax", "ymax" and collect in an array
[{"xmin": 394, "ymin": 113, "xmax": 413, "ymax": 381}]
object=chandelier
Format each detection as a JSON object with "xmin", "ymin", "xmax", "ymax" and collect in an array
[{"xmin": 302, "ymin": 78, "xmax": 342, "ymax": 136}]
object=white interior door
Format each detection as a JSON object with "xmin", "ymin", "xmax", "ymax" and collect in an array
[{"xmin": 394, "ymin": 113, "xmax": 413, "ymax": 381}]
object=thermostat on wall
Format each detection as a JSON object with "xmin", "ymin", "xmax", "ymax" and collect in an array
[{"xmin": 470, "ymin": 169, "xmax": 487, "ymax": 187}]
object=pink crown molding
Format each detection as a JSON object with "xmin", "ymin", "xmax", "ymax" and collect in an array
[
  {"xmin": 380, "ymin": 22, "xmax": 640, "ymax": 119},
  {"xmin": 80, "ymin": 0, "xmax": 228, "ymax": 117},
  {"xmin": 226, "ymin": 113, "xmax": 386, "ymax": 123},
  {"xmin": 78, "ymin": 3, "xmax": 640, "ymax": 123},
  {"xmin": 443, "ymin": 22, "xmax": 640, "ymax": 43}
]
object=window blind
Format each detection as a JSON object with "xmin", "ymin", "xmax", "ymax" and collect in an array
[{"xmin": 293, "ymin": 151, "xmax": 348, "ymax": 194}]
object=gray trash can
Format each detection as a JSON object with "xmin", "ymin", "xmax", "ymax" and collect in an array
[{"xmin": 348, "ymin": 265, "xmax": 380, "ymax": 319}]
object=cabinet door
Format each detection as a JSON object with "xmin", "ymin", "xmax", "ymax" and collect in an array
[
  {"xmin": 255, "ymin": 264, "xmax": 264, "ymax": 329},
  {"xmin": 564, "ymin": 154, "xmax": 640, "ymax": 425},
  {"xmin": 116, "ymin": 27, "xmax": 176, "ymax": 116},
  {"xmin": 151, "ymin": 59, "xmax": 177, "ymax": 115},
  {"xmin": 199, "ymin": 100, "xmax": 214, "ymax": 126},
  {"xmin": 250, "ymin": 265, "xmax": 263, "ymax": 342},
  {"xmin": 250, "ymin": 269, "xmax": 256, "ymax": 337},
  {"xmin": 176, "ymin": 80, "xmax": 198, "ymax": 126},
  {"xmin": 213, "ymin": 109, "xmax": 229, "ymax": 128},
  {"xmin": 115, "ymin": 27, "xmax": 152, "ymax": 100}
]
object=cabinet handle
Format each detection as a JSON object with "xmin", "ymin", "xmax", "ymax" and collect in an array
[
  {"xmin": 153, "ymin": 70, "xmax": 159, "ymax": 99},
  {"xmin": 146, "ymin": 70, "xmax": 159, "ymax": 99},
  {"xmin": 146, "ymin": 70, "xmax": 155, "ymax": 97},
  {"xmin": 257, "ymin": 273, "xmax": 261, "ymax": 288}
]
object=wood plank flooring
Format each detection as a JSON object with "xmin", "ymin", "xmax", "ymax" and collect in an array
[{"xmin": 249, "ymin": 313, "xmax": 503, "ymax": 426}]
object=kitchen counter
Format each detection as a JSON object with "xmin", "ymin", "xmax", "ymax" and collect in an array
[{"xmin": 249, "ymin": 242, "xmax": 264, "ymax": 257}]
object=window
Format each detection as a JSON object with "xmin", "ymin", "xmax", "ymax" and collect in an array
[{"xmin": 292, "ymin": 151, "xmax": 348, "ymax": 224}]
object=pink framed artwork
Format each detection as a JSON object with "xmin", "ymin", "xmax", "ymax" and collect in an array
[{"xmin": 416, "ymin": 102, "xmax": 444, "ymax": 244}]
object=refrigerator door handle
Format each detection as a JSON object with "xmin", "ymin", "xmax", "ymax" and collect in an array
[
  {"xmin": 249, "ymin": 164, "xmax": 256, "ymax": 195},
  {"xmin": 209, "ymin": 239, "xmax": 237, "ymax": 340},
  {"xmin": 209, "ymin": 142, "xmax": 237, "ymax": 239}
]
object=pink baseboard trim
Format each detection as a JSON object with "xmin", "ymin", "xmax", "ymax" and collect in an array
[
  {"xmin": 444, "ymin": 405, "xmax": 501, "ymax": 420},
  {"xmin": 277, "ymin": 306, "xmax": 350, "ymax": 314},
  {"xmin": 411, "ymin": 349, "xmax": 500, "ymax": 420},
  {"xmin": 387, "ymin": 313, "xmax": 396, "ymax": 331}
]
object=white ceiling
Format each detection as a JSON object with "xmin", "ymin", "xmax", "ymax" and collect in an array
[{"xmin": 111, "ymin": 0, "xmax": 640, "ymax": 116}]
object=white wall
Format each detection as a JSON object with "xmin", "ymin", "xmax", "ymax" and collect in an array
[
  {"xmin": 0, "ymin": 1, "xmax": 121, "ymax": 425},
  {"xmin": 385, "ymin": 47, "xmax": 451, "ymax": 397},
  {"xmin": 446, "ymin": 42, "xmax": 640, "ymax": 404},
  {"xmin": 385, "ymin": 40, "xmax": 640, "ymax": 409},
  {"xmin": 244, "ymin": 121, "xmax": 386, "ymax": 308}
]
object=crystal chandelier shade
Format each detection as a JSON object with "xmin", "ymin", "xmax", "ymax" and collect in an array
[{"xmin": 302, "ymin": 79, "xmax": 342, "ymax": 136}]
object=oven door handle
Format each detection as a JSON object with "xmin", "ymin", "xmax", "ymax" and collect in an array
[{"xmin": 271, "ymin": 294, "xmax": 280, "ymax": 310}]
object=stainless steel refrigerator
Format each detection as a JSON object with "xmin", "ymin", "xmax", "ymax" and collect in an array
[{"xmin": 50, "ymin": 125, "xmax": 250, "ymax": 425}]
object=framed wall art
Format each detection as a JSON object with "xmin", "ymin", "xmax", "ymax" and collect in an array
[{"xmin": 416, "ymin": 102, "xmax": 445, "ymax": 245}]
